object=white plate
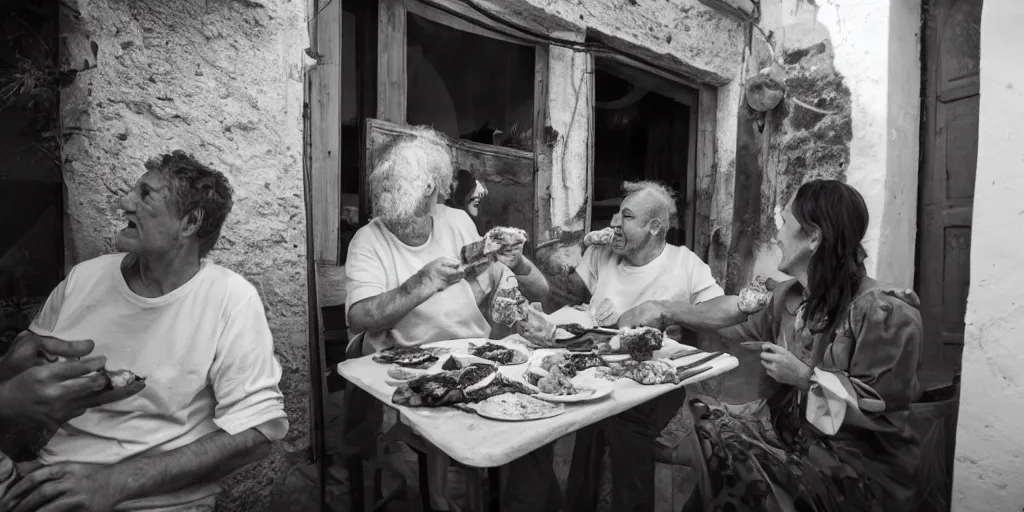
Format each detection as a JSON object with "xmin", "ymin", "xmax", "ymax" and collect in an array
[
  {"xmin": 472, "ymin": 393, "xmax": 566, "ymax": 421},
  {"xmin": 534, "ymin": 379, "xmax": 614, "ymax": 403},
  {"xmin": 600, "ymin": 354, "xmax": 631, "ymax": 363}
]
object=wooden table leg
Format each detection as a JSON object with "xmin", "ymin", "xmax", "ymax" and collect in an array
[
  {"xmin": 416, "ymin": 449, "xmax": 433, "ymax": 512},
  {"xmin": 488, "ymin": 467, "xmax": 501, "ymax": 512}
]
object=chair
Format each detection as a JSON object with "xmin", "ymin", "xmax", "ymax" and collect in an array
[
  {"xmin": 318, "ymin": 263, "xmax": 498, "ymax": 512},
  {"xmin": 908, "ymin": 377, "xmax": 960, "ymax": 512},
  {"xmin": 312, "ymin": 262, "xmax": 365, "ymax": 512}
]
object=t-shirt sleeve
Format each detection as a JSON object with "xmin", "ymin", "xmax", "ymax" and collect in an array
[
  {"xmin": 344, "ymin": 228, "xmax": 388, "ymax": 317},
  {"xmin": 685, "ymin": 252, "xmax": 724, "ymax": 304},
  {"xmin": 209, "ymin": 292, "xmax": 289, "ymax": 441},
  {"xmin": 28, "ymin": 275, "xmax": 71, "ymax": 336},
  {"xmin": 573, "ymin": 246, "xmax": 602, "ymax": 294},
  {"xmin": 450, "ymin": 207, "xmax": 484, "ymax": 246}
]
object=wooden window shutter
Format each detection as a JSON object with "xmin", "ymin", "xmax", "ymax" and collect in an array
[{"xmin": 302, "ymin": 0, "xmax": 341, "ymax": 488}]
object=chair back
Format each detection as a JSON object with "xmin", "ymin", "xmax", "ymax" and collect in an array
[
  {"xmin": 909, "ymin": 378, "xmax": 961, "ymax": 512},
  {"xmin": 315, "ymin": 262, "xmax": 346, "ymax": 309}
]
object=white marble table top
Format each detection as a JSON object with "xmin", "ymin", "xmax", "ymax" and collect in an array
[{"xmin": 336, "ymin": 335, "xmax": 739, "ymax": 468}]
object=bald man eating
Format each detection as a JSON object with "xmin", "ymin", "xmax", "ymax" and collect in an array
[{"xmin": 562, "ymin": 181, "xmax": 732, "ymax": 512}]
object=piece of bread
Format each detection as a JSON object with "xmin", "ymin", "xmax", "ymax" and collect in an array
[
  {"xmin": 460, "ymin": 226, "xmax": 529, "ymax": 266},
  {"xmin": 583, "ymin": 227, "xmax": 615, "ymax": 246}
]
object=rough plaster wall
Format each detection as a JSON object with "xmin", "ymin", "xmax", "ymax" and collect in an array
[
  {"xmin": 58, "ymin": 0, "xmax": 309, "ymax": 510},
  {"xmin": 547, "ymin": 46, "xmax": 591, "ymax": 233},
  {"xmin": 952, "ymin": 0, "xmax": 1024, "ymax": 508},
  {"xmin": 492, "ymin": 0, "xmax": 746, "ymax": 83}
]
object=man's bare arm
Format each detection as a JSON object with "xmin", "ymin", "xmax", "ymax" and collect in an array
[
  {"xmin": 110, "ymin": 428, "xmax": 270, "ymax": 504},
  {"xmin": 510, "ymin": 257, "xmax": 550, "ymax": 302},
  {"xmin": 347, "ymin": 276, "xmax": 434, "ymax": 333},
  {"xmin": 661, "ymin": 296, "xmax": 748, "ymax": 332}
]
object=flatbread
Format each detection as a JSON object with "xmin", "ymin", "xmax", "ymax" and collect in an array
[{"xmin": 473, "ymin": 393, "xmax": 565, "ymax": 421}]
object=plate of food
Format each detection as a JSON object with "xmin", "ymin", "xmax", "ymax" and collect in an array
[
  {"xmin": 471, "ymin": 393, "xmax": 566, "ymax": 421},
  {"xmin": 391, "ymin": 360, "xmax": 537, "ymax": 408},
  {"xmin": 522, "ymin": 353, "xmax": 613, "ymax": 403},
  {"xmin": 372, "ymin": 346, "xmax": 451, "ymax": 369},
  {"xmin": 384, "ymin": 365, "xmax": 432, "ymax": 386},
  {"xmin": 422, "ymin": 338, "xmax": 531, "ymax": 366}
]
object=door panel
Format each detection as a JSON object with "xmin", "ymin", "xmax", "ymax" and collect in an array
[
  {"xmin": 365, "ymin": 118, "xmax": 535, "ymax": 244},
  {"xmin": 916, "ymin": 0, "xmax": 982, "ymax": 388}
]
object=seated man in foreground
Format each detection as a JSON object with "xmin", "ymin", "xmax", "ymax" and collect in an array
[
  {"xmin": 344, "ymin": 126, "xmax": 549, "ymax": 511},
  {"xmin": 0, "ymin": 151, "xmax": 289, "ymax": 512},
  {"xmin": 560, "ymin": 181, "xmax": 767, "ymax": 512}
]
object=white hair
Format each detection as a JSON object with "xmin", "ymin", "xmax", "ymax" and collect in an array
[
  {"xmin": 369, "ymin": 126, "xmax": 454, "ymax": 224},
  {"xmin": 622, "ymin": 181, "xmax": 677, "ymax": 226}
]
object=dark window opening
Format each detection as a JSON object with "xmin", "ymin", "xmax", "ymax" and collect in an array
[
  {"xmin": 406, "ymin": 12, "xmax": 534, "ymax": 151},
  {"xmin": 591, "ymin": 64, "xmax": 692, "ymax": 247}
]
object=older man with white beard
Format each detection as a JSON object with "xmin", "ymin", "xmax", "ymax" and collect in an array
[{"xmin": 343, "ymin": 126, "xmax": 549, "ymax": 511}]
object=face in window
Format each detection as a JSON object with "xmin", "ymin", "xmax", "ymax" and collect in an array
[
  {"xmin": 465, "ymin": 181, "xmax": 487, "ymax": 218},
  {"xmin": 115, "ymin": 171, "xmax": 188, "ymax": 255},
  {"xmin": 609, "ymin": 191, "xmax": 658, "ymax": 255}
]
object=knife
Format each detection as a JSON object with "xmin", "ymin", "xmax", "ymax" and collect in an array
[
  {"xmin": 676, "ymin": 365, "xmax": 713, "ymax": 382},
  {"xmin": 675, "ymin": 351, "xmax": 724, "ymax": 372},
  {"xmin": 556, "ymin": 324, "xmax": 621, "ymax": 337}
]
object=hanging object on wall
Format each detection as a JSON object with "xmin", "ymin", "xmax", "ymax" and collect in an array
[{"xmin": 745, "ymin": 63, "xmax": 786, "ymax": 112}]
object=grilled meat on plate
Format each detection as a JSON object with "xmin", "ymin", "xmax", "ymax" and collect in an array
[
  {"xmin": 611, "ymin": 327, "xmax": 664, "ymax": 361},
  {"xmin": 470, "ymin": 342, "xmax": 528, "ymax": 365},
  {"xmin": 532, "ymin": 366, "xmax": 578, "ymax": 396},
  {"xmin": 373, "ymin": 346, "xmax": 444, "ymax": 368},
  {"xmin": 598, "ymin": 360, "xmax": 681, "ymax": 385},
  {"xmin": 540, "ymin": 353, "xmax": 606, "ymax": 378},
  {"xmin": 392, "ymin": 362, "xmax": 536, "ymax": 407}
]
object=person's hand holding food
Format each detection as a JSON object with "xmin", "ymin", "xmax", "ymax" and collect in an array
[
  {"xmin": 415, "ymin": 257, "xmax": 466, "ymax": 293},
  {"xmin": 0, "ymin": 331, "xmax": 94, "ymax": 383},
  {"xmin": 737, "ymin": 276, "xmax": 773, "ymax": 315},
  {"xmin": 494, "ymin": 241, "xmax": 525, "ymax": 271},
  {"xmin": 0, "ymin": 331, "xmax": 146, "ymax": 431}
]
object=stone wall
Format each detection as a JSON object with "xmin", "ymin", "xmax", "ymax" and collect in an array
[
  {"xmin": 745, "ymin": 0, "xmax": 922, "ymax": 288},
  {"xmin": 58, "ymin": 0, "xmax": 309, "ymax": 509}
]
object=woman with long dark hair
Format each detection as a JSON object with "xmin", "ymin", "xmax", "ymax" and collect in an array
[{"xmin": 674, "ymin": 179, "xmax": 923, "ymax": 511}]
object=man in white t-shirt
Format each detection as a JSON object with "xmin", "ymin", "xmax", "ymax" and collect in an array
[
  {"xmin": 562, "ymin": 181, "xmax": 732, "ymax": 512},
  {"xmin": 344, "ymin": 127, "xmax": 549, "ymax": 511},
  {"xmin": 0, "ymin": 151, "xmax": 288, "ymax": 512}
]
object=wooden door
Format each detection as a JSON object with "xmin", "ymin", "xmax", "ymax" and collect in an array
[
  {"xmin": 365, "ymin": 118, "xmax": 536, "ymax": 245},
  {"xmin": 916, "ymin": 0, "xmax": 982, "ymax": 388}
]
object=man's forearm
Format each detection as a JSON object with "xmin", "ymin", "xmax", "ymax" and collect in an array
[
  {"xmin": 661, "ymin": 296, "xmax": 748, "ymax": 332},
  {"xmin": 110, "ymin": 428, "xmax": 270, "ymax": 505},
  {"xmin": 347, "ymin": 276, "xmax": 434, "ymax": 333},
  {"xmin": 512, "ymin": 258, "xmax": 549, "ymax": 302}
]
